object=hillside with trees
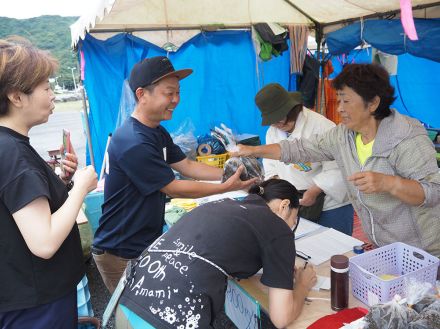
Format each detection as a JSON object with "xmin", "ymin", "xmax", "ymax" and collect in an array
[{"xmin": 0, "ymin": 15, "xmax": 79, "ymax": 89}]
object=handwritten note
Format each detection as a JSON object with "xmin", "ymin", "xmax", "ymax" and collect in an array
[{"xmin": 225, "ymin": 279, "xmax": 260, "ymax": 329}]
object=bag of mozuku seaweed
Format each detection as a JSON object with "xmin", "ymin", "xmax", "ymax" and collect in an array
[{"xmin": 222, "ymin": 157, "xmax": 264, "ymax": 183}]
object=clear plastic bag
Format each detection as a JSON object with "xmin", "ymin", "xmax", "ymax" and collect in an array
[
  {"xmin": 115, "ymin": 80, "xmax": 137, "ymax": 128},
  {"xmin": 196, "ymin": 134, "xmax": 226, "ymax": 155},
  {"xmin": 222, "ymin": 157, "xmax": 264, "ymax": 183},
  {"xmin": 408, "ymin": 300, "xmax": 440, "ymax": 329},
  {"xmin": 210, "ymin": 123, "xmax": 238, "ymax": 152},
  {"xmin": 170, "ymin": 118, "xmax": 197, "ymax": 160},
  {"xmin": 364, "ymin": 295, "xmax": 418, "ymax": 329},
  {"xmin": 406, "ymin": 277, "xmax": 435, "ymax": 306}
]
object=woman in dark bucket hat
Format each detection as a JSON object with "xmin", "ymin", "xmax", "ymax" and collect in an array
[
  {"xmin": 254, "ymin": 83, "xmax": 354, "ymax": 235},
  {"xmin": 255, "ymin": 83, "xmax": 303, "ymax": 126}
]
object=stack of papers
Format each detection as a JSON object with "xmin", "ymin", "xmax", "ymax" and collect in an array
[
  {"xmin": 195, "ymin": 190, "xmax": 248, "ymax": 204},
  {"xmin": 294, "ymin": 218, "xmax": 323, "ymax": 239},
  {"xmin": 296, "ymin": 228, "xmax": 364, "ymax": 266}
]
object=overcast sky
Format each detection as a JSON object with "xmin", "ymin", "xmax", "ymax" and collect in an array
[{"xmin": 0, "ymin": 0, "xmax": 99, "ymax": 19}]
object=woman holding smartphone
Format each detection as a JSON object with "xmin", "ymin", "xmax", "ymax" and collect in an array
[{"xmin": 0, "ymin": 37, "xmax": 97, "ymax": 328}]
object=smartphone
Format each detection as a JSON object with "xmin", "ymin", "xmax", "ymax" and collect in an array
[{"xmin": 61, "ymin": 129, "xmax": 71, "ymax": 176}]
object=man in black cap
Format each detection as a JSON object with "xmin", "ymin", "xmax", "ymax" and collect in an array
[{"xmin": 92, "ymin": 56, "xmax": 255, "ymax": 293}]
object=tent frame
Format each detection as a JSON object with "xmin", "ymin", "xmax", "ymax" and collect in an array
[{"xmin": 75, "ymin": 0, "xmax": 440, "ymax": 166}]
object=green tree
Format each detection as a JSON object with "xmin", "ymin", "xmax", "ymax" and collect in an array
[{"xmin": 0, "ymin": 15, "xmax": 80, "ymax": 90}]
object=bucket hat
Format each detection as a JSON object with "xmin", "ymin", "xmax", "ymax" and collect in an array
[{"xmin": 255, "ymin": 83, "xmax": 303, "ymax": 126}]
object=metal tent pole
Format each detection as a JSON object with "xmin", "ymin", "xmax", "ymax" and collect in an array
[{"xmin": 79, "ymin": 81, "xmax": 95, "ymax": 168}]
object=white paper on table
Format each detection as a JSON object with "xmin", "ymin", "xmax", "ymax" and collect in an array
[
  {"xmin": 295, "ymin": 228, "xmax": 364, "ymax": 266},
  {"xmin": 312, "ymin": 275, "xmax": 331, "ymax": 291},
  {"xmin": 195, "ymin": 190, "xmax": 248, "ymax": 204},
  {"xmin": 294, "ymin": 218, "xmax": 323, "ymax": 239}
]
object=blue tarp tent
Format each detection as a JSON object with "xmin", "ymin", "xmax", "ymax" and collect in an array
[
  {"xmin": 329, "ymin": 48, "xmax": 440, "ymax": 130},
  {"xmin": 80, "ymin": 31, "xmax": 293, "ymax": 174},
  {"xmin": 71, "ymin": 1, "xmax": 440, "ymax": 172},
  {"xmin": 326, "ymin": 19, "xmax": 440, "ymax": 62},
  {"xmin": 325, "ymin": 18, "xmax": 440, "ymax": 129}
]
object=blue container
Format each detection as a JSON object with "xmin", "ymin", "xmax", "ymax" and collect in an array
[
  {"xmin": 77, "ymin": 275, "xmax": 93, "ymax": 317},
  {"xmin": 83, "ymin": 191, "xmax": 104, "ymax": 236}
]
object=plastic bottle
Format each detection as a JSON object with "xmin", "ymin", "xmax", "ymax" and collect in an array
[{"xmin": 330, "ymin": 254, "xmax": 349, "ymax": 311}]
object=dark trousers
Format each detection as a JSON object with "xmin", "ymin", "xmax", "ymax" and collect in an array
[{"xmin": 0, "ymin": 290, "xmax": 77, "ymax": 329}]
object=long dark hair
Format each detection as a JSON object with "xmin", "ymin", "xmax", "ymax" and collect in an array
[{"xmin": 249, "ymin": 178, "xmax": 300, "ymax": 209}]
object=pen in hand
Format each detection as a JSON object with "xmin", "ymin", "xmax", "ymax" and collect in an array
[{"xmin": 303, "ymin": 260, "xmax": 308, "ymax": 269}]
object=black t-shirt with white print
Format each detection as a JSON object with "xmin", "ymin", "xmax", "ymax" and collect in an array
[{"xmin": 120, "ymin": 194, "xmax": 296, "ymax": 328}]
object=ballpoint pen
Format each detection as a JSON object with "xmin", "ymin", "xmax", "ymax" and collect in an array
[
  {"xmin": 303, "ymin": 260, "xmax": 308, "ymax": 269},
  {"xmin": 296, "ymin": 251, "xmax": 311, "ymax": 261}
]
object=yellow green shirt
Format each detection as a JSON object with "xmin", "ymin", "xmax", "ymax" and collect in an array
[{"xmin": 356, "ymin": 133, "xmax": 374, "ymax": 165}]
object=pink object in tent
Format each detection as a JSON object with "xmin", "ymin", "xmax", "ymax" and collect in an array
[
  {"xmin": 400, "ymin": 0, "xmax": 419, "ymax": 40},
  {"xmin": 80, "ymin": 50, "xmax": 85, "ymax": 81}
]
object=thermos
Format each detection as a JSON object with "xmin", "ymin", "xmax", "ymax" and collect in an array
[{"xmin": 330, "ymin": 255, "xmax": 349, "ymax": 311}]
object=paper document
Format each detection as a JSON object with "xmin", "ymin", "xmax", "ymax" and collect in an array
[
  {"xmin": 312, "ymin": 275, "xmax": 331, "ymax": 291},
  {"xmin": 294, "ymin": 218, "xmax": 323, "ymax": 239},
  {"xmin": 196, "ymin": 190, "xmax": 248, "ymax": 204},
  {"xmin": 296, "ymin": 228, "xmax": 364, "ymax": 266}
]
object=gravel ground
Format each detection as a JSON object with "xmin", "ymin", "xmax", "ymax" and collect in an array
[{"xmin": 85, "ymin": 258, "xmax": 275, "ymax": 329}]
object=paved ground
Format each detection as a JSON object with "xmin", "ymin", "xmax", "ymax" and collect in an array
[{"xmin": 29, "ymin": 109, "xmax": 86, "ymax": 168}]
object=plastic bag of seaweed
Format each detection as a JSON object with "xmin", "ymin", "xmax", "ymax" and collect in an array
[
  {"xmin": 408, "ymin": 300, "xmax": 440, "ymax": 329},
  {"xmin": 364, "ymin": 295, "xmax": 418, "ymax": 329},
  {"xmin": 222, "ymin": 157, "xmax": 264, "ymax": 183}
]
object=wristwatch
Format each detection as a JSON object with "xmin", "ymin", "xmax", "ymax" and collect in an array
[{"xmin": 66, "ymin": 180, "xmax": 74, "ymax": 191}]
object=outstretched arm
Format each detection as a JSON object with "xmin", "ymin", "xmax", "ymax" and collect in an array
[
  {"xmin": 230, "ymin": 144, "xmax": 282, "ymax": 160},
  {"xmin": 170, "ymin": 158, "xmax": 223, "ymax": 181},
  {"xmin": 161, "ymin": 165, "xmax": 257, "ymax": 198}
]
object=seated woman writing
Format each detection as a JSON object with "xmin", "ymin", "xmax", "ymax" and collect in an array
[{"xmin": 114, "ymin": 178, "xmax": 317, "ymax": 329}]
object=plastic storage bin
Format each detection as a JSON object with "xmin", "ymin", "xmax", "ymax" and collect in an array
[
  {"xmin": 196, "ymin": 153, "xmax": 229, "ymax": 168},
  {"xmin": 83, "ymin": 191, "xmax": 104, "ymax": 235},
  {"xmin": 77, "ymin": 275, "xmax": 93, "ymax": 317},
  {"xmin": 349, "ymin": 242, "xmax": 439, "ymax": 306}
]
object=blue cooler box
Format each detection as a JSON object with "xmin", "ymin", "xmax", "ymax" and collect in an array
[{"xmin": 83, "ymin": 191, "xmax": 104, "ymax": 236}]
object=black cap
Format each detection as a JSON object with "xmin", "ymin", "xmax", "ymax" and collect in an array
[{"xmin": 128, "ymin": 56, "xmax": 193, "ymax": 92}]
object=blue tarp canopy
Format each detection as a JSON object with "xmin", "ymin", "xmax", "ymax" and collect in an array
[
  {"xmin": 326, "ymin": 19, "xmax": 440, "ymax": 62},
  {"xmin": 81, "ymin": 29, "xmax": 440, "ymax": 174},
  {"xmin": 80, "ymin": 31, "xmax": 294, "ymax": 174}
]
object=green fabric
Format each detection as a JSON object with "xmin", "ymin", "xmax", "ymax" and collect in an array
[
  {"xmin": 164, "ymin": 205, "xmax": 187, "ymax": 227},
  {"xmin": 79, "ymin": 222, "xmax": 93, "ymax": 261},
  {"xmin": 254, "ymin": 31, "xmax": 273, "ymax": 61}
]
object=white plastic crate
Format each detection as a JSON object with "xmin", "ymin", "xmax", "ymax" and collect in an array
[{"xmin": 349, "ymin": 242, "xmax": 439, "ymax": 306}]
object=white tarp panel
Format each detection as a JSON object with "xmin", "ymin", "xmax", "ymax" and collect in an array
[
  {"xmin": 287, "ymin": 0, "xmax": 440, "ymax": 24},
  {"xmin": 71, "ymin": 0, "xmax": 440, "ymax": 46}
]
